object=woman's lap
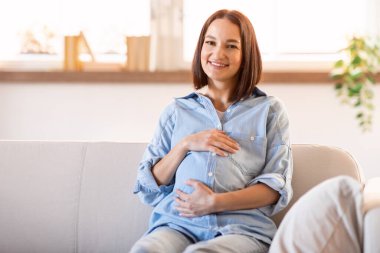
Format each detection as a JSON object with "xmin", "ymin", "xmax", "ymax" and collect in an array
[
  {"xmin": 129, "ymin": 227, "xmax": 193, "ymax": 253},
  {"xmin": 130, "ymin": 227, "xmax": 268, "ymax": 253}
]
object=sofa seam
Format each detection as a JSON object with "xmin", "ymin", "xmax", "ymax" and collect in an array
[{"xmin": 74, "ymin": 143, "xmax": 88, "ymax": 253}]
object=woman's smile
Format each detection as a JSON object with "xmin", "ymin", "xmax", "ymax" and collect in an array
[{"xmin": 208, "ymin": 60, "xmax": 229, "ymax": 68}]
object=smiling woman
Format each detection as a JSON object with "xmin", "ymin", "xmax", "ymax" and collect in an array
[{"xmin": 130, "ymin": 9, "xmax": 292, "ymax": 253}]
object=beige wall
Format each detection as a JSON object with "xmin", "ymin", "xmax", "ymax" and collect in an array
[{"xmin": 0, "ymin": 83, "xmax": 379, "ymax": 179}]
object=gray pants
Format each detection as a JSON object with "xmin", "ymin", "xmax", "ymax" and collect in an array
[{"xmin": 129, "ymin": 227, "xmax": 268, "ymax": 253}]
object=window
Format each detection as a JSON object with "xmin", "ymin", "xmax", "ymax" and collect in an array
[
  {"xmin": 0, "ymin": 0, "xmax": 150, "ymax": 68},
  {"xmin": 183, "ymin": 0, "xmax": 374, "ymax": 64},
  {"xmin": 0, "ymin": 0, "xmax": 377, "ymax": 70}
]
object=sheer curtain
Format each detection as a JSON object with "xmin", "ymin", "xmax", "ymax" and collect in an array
[{"xmin": 150, "ymin": 0, "xmax": 183, "ymax": 71}]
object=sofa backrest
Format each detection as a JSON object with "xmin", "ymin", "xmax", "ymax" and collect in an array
[
  {"xmin": 0, "ymin": 141, "xmax": 151, "ymax": 253},
  {"xmin": 0, "ymin": 142, "xmax": 365, "ymax": 252},
  {"xmin": 272, "ymin": 144, "xmax": 365, "ymax": 226}
]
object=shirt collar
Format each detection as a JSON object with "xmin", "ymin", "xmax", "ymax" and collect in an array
[
  {"xmin": 176, "ymin": 86, "xmax": 267, "ymax": 101},
  {"xmin": 253, "ymin": 86, "xmax": 267, "ymax": 98},
  {"xmin": 175, "ymin": 92, "xmax": 198, "ymax": 100}
]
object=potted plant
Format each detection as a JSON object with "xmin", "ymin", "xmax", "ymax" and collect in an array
[{"xmin": 330, "ymin": 36, "xmax": 380, "ymax": 131}]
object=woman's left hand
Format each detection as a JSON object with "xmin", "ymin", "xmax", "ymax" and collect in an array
[{"xmin": 174, "ymin": 179, "xmax": 216, "ymax": 217}]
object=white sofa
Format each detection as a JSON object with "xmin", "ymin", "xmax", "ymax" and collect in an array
[{"xmin": 0, "ymin": 141, "xmax": 379, "ymax": 252}]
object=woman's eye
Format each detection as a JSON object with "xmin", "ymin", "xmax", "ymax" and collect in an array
[
  {"xmin": 205, "ymin": 41, "xmax": 215, "ymax": 46},
  {"xmin": 227, "ymin": 44, "xmax": 238, "ymax": 49}
]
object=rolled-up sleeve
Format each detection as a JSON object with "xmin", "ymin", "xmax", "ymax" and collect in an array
[
  {"xmin": 247, "ymin": 98, "xmax": 293, "ymax": 216},
  {"xmin": 248, "ymin": 144, "xmax": 293, "ymax": 216},
  {"xmin": 133, "ymin": 103, "xmax": 176, "ymax": 207}
]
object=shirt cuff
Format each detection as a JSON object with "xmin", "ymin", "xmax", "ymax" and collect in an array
[
  {"xmin": 248, "ymin": 173, "xmax": 292, "ymax": 216},
  {"xmin": 133, "ymin": 159, "xmax": 174, "ymax": 206}
]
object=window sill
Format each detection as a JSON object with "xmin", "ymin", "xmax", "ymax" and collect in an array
[{"xmin": 0, "ymin": 70, "xmax": 338, "ymax": 84}]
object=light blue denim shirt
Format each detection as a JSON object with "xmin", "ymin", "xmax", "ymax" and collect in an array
[{"xmin": 134, "ymin": 87, "xmax": 293, "ymax": 245}]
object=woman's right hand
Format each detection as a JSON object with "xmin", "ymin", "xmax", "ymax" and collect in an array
[
  {"xmin": 152, "ymin": 129, "xmax": 239, "ymax": 186},
  {"xmin": 182, "ymin": 129, "xmax": 240, "ymax": 157}
]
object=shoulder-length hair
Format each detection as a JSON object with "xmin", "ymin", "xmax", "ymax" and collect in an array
[{"xmin": 192, "ymin": 9, "xmax": 262, "ymax": 102}]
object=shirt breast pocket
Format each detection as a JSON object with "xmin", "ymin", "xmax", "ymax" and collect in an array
[{"xmin": 228, "ymin": 133, "xmax": 267, "ymax": 177}]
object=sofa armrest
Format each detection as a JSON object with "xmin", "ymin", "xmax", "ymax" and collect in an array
[
  {"xmin": 363, "ymin": 177, "xmax": 380, "ymax": 253},
  {"xmin": 363, "ymin": 177, "xmax": 380, "ymax": 213}
]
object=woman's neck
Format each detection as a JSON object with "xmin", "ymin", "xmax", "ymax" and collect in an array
[{"xmin": 203, "ymin": 84, "xmax": 233, "ymax": 112}]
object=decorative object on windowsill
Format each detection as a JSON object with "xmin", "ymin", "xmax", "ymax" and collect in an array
[
  {"xmin": 330, "ymin": 36, "xmax": 380, "ymax": 132},
  {"xmin": 20, "ymin": 25, "xmax": 57, "ymax": 54},
  {"xmin": 125, "ymin": 36, "xmax": 150, "ymax": 72},
  {"xmin": 64, "ymin": 31, "xmax": 95, "ymax": 71}
]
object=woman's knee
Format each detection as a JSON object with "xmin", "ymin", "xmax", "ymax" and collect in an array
[
  {"xmin": 129, "ymin": 240, "xmax": 154, "ymax": 253},
  {"xmin": 130, "ymin": 227, "xmax": 192, "ymax": 253}
]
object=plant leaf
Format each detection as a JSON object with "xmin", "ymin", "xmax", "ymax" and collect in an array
[
  {"xmin": 351, "ymin": 55, "xmax": 362, "ymax": 65},
  {"xmin": 335, "ymin": 83, "xmax": 343, "ymax": 90},
  {"xmin": 334, "ymin": 59, "xmax": 344, "ymax": 68}
]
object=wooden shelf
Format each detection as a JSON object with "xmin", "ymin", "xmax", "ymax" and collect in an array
[{"xmin": 0, "ymin": 70, "xmax": 351, "ymax": 84}]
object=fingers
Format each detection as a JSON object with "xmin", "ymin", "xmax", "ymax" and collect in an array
[
  {"xmin": 174, "ymin": 181, "xmax": 214, "ymax": 217},
  {"xmin": 185, "ymin": 129, "xmax": 240, "ymax": 156},
  {"xmin": 184, "ymin": 179, "xmax": 198, "ymax": 187},
  {"xmin": 175, "ymin": 189, "xmax": 188, "ymax": 202},
  {"xmin": 208, "ymin": 130, "xmax": 240, "ymax": 156},
  {"xmin": 213, "ymin": 138, "xmax": 239, "ymax": 155},
  {"xmin": 175, "ymin": 205, "xmax": 195, "ymax": 217},
  {"xmin": 174, "ymin": 190, "xmax": 195, "ymax": 217}
]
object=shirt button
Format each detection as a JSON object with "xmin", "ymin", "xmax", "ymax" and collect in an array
[
  {"xmin": 208, "ymin": 172, "xmax": 213, "ymax": 177},
  {"xmin": 212, "ymin": 152, "xmax": 216, "ymax": 156},
  {"xmin": 250, "ymin": 136, "xmax": 255, "ymax": 141},
  {"xmin": 216, "ymin": 124, "xmax": 222, "ymax": 130},
  {"xmin": 226, "ymin": 109, "xmax": 231, "ymax": 113}
]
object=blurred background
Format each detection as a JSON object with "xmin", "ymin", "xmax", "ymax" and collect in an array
[{"xmin": 0, "ymin": 0, "xmax": 379, "ymax": 178}]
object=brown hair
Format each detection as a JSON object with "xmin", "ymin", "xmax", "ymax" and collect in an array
[{"xmin": 192, "ymin": 9, "xmax": 262, "ymax": 102}]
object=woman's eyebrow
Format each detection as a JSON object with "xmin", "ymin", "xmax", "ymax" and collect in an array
[
  {"xmin": 226, "ymin": 39, "xmax": 240, "ymax": 43},
  {"xmin": 205, "ymin": 35, "xmax": 240, "ymax": 43}
]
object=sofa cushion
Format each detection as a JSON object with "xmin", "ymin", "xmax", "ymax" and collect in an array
[
  {"xmin": 77, "ymin": 142, "xmax": 151, "ymax": 252},
  {"xmin": 0, "ymin": 141, "xmax": 86, "ymax": 253}
]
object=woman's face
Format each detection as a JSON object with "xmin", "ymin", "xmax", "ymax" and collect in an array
[{"xmin": 201, "ymin": 18, "xmax": 242, "ymax": 86}]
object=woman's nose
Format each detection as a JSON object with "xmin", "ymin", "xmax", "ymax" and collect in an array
[{"xmin": 213, "ymin": 45, "xmax": 225, "ymax": 58}]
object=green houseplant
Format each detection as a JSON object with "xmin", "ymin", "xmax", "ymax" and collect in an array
[{"xmin": 330, "ymin": 36, "xmax": 380, "ymax": 131}]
